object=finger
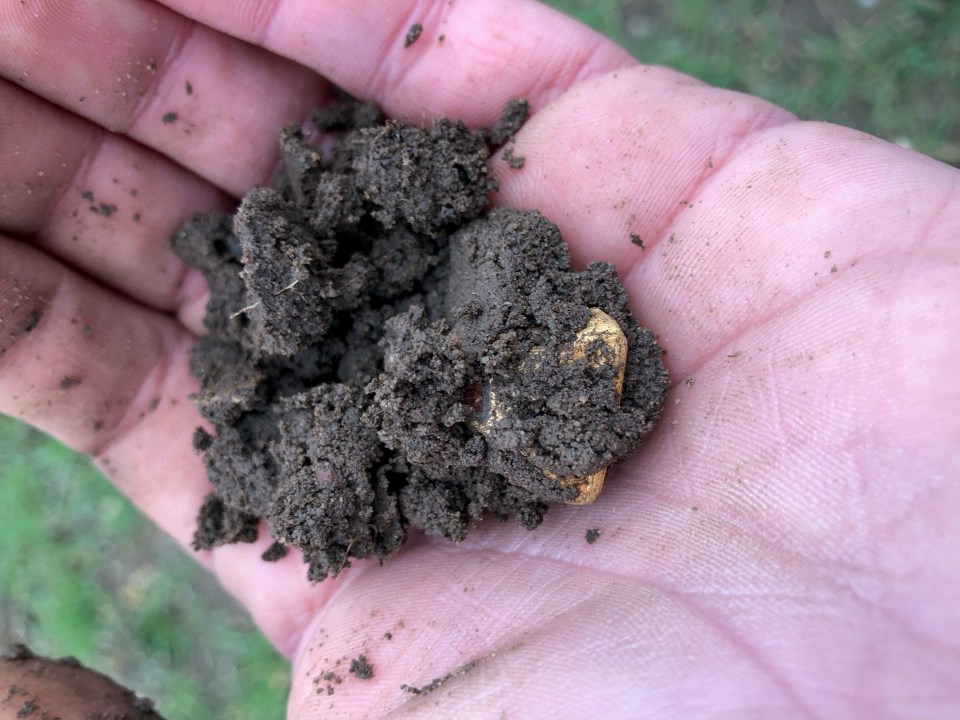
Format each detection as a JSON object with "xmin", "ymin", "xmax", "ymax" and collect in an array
[
  {"xmin": 286, "ymin": 546, "xmax": 705, "ymax": 718},
  {"xmin": 0, "ymin": 235, "xmax": 211, "ymax": 546},
  {"xmin": 153, "ymin": 0, "xmax": 638, "ymax": 123},
  {"xmin": 1, "ymin": 78, "xmax": 223, "ymax": 328},
  {"xmin": 0, "ymin": 0, "xmax": 327, "ymax": 196}
]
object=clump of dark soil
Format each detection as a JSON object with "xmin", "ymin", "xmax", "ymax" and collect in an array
[
  {"xmin": 349, "ymin": 655, "xmax": 374, "ymax": 680},
  {"xmin": 172, "ymin": 97, "xmax": 668, "ymax": 582}
]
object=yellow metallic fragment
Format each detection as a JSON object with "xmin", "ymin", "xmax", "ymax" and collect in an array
[{"xmin": 475, "ymin": 308, "xmax": 628, "ymax": 504}]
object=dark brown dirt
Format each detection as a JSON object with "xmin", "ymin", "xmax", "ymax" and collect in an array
[
  {"xmin": 503, "ymin": 147, "xmax": 525, "ymax": 169},
  {"xmin": 172, "ymin": 97, "xmax": 668, "ymax": 582},
  {"xmin": 404, "ymin": 23, "xmax": 423, "ymax": 48},
  {"xmin": 400, "ymin": 658, "xmax": 482, "ymax": 696},
  {"xmin": 260, "ymin": 541, "xmax": 288, "ymax": 562},
  {"xmin": 0, "ymin": 645, "xmax": 164, "ymax": 720},
  {"xmin": 349, "ymin": 655, "xmax": 374, "ymax": 680}
]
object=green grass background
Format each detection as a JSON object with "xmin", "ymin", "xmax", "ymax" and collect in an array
[{"xmin": 1, "ymin": 1, "xmax": 957, "ymax": 718}]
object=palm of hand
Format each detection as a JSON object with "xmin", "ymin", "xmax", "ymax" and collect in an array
[{"xmin": 1, "ymin": 2, "xmax": 957, "ymax": 718}]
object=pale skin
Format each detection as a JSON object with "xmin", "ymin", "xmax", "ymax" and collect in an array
[{"xmin": 1, "ymin": 1, "xmax": 958, "ymax": 718}]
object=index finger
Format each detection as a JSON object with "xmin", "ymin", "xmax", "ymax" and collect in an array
[{"xmin": 155, "ymin": 0, "xmax": 640, "ymax": 122}]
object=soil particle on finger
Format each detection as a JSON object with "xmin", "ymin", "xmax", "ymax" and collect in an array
[
  {"xmin": 314, "ymin": 670, "xmax": 343, "ymax": 696},
  {"xmin": 503, "ymin": 147, "xmax": 525, "ymax": 169},
  {"xmin": 404, "ymin": 23, "xmax": 423, "ymax": 48},
  {"xmin": 487, "ymin": 98, "xmax": 530, "ymax": 148},
  {"xmin": 349, "ymin": 655, "xmax": 374, "ymax": 680},
  {"xmin": 261, "ymin": 541, "xmax": 288, "ymax": 561},
  {"xmin": 585, "ymin": 528, "xmax": 601, "ymax": 544},
  {"xmin": 400, "ymin": 658, "xmax": 482, "ymax": 696},
  {"xmin": 162, "ymin": 112, "xmax": 177, "ymax": 124},
  {"xmin": 172, "ymin": 96, "xmax": 668, "ymax": 582}
]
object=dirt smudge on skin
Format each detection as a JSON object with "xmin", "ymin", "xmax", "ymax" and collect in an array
[
  {"xmin": 401, "ymin": 657, "xmax": 482, "ymax": 696},
  {"xmin": 404, "ymin": 23, "xmax": 423, "ymax": 48},
  {"xmin": 58, "ymin": 376, "xmax": 81, "ymax": 390}
]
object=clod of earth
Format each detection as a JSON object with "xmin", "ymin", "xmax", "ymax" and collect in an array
[
  {"xmin": 0, "ymin": 645, "xmax": 164, "ymax": 719},
  {"xmin": 172, "ymin": 97, "xmax": 668, "ymax": 582}
]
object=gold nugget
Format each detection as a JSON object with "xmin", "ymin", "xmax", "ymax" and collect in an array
[{"xmin": 474, "ymin": 308, "xmax": 628, "ymax": 504}]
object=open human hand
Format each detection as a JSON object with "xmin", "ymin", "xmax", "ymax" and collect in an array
[{"xmin": 2, "ymin": 1, "xmax": 958, "ymax": 717}]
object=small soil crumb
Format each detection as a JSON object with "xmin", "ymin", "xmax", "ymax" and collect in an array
[
  {"xmin": 488, "ymin": 98, "xmax": 530, "ymax": 147},
  {"xmin": 185, "ymin": 81, "xmax": 193, "ymax": 95},
  {"xmin": 400, "ymin": 658, "xmax": 481, "ymax": 696},
  {"xmin": 58, "ymin": 376, "xmax": 80, "ymax": 390},
  {"xmin": 349, "ymin": 655, "xmax": 374, "ymax": 680},
  {"xmin": 314, "ymin": 670, "xmax": 343, "ymax": 695},
  {"xmin": 80, "ymin": 190, "xmax": 93, "ymax": 201},
  {"xmin": 162, "ymin": 112, "xmax": 177, "ymax": 124},
  {"xmin": 383, "ymin": 631, "xmax": 393, "ymax": 640},
  {"xmin": 503, "ymin": 147, "xmax": 525, "ymax": 169},
  {"xmin": 99, "ymin": 202, "xmax": 117, "ymax": 216},
  {"xmin": 404, "ymin": 22, "xmax": 423, "ymax": 48},
  {"xmin": 585, "ymin": 528, "xmax": 600, "ymax": 544},
  {"xmin": 831, "ymin": 264, "xmax": 838, "ymax": 273},
  {"xmin": 824, "ymin": 250, "xmax": 831, "ymax": 259},
  {"xmin": 172, "ymin": 96, "xmax": 668, "ymax": 582},
  {"xmin": 0, "ymin": 645, "xmax": 164, "ymax": 719},
  {"xmin": 261, "ymin": 541, "xmax": 288, "ymax": 561},
  {"xmin": 630, "ymin": 233, "xmax": 644, "ymax": 249}
]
